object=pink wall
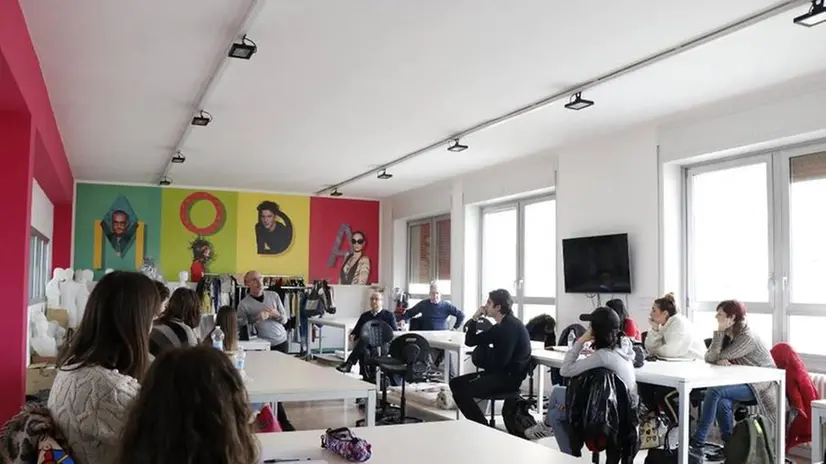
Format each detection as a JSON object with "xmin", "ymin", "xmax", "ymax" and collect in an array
[{"xmin": 0, "ymin": 0, "xmax": 74, "ymax": 422}]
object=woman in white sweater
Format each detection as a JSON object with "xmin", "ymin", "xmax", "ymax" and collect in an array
[
  {"xmin": 48, "ymin": 271, "xmax": 160, "ymax": 464},
  {"xmin": 639, "ymin": 293, "xmax": 706, "ymax": 425}
]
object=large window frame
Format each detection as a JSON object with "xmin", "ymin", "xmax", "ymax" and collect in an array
[
  {"xmin": 479, "ymin": 194, "xmax": 556, "ymax": 321},
  {"xmin": 406, "ymin": 214, "xmax": 451, "ymax": 302},
  {"xmin": 29, "ymin": 228, "xmax": 50, "ymax": 305},
  {"xmin": 685, "ymin": 140, "xmax": 826, "ymax": 367}
]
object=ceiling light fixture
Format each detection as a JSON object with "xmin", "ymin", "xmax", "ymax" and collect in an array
[
  {"xmin": 447, "ymin": 139, "xmax": 468, "ymax": 152},
  {"xmin": 171, "ymin": 151, "xmax": 186, "ymax": 164},
  {"xmin": 191, "ymin": 110, "xmax": 213, "ymax": 127},
  {"xmin": 330, "ymin": 189, "xmax": 343, "ymax": 197},
  {"xmin": 228, "ymin": 35, "xmax": 257, "ymax": 59},
  {"xmin": 159, "ymin": 176, "xmax": 172, "ymax": 186},
  {"xmin": 377, "ymin": 169, "xmax": 393, "ymax": 180},
  {"xmin": 794, "ymin": 0, "xmax": 826, "ymax": 27},
  {"xmin": 564, "ymin": 92, "xmax": 594, "ymax": 111}
]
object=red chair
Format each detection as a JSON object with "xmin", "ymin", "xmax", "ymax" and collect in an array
[{"xmin": 770, "ymin": 342, "xmax": 819, "ymax": 452}]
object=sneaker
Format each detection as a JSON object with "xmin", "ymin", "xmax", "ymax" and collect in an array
[
  {"xmin": 336, "ymin": 363, "xmax": 352, "ymax": 373},
  {"xmin": 524, "ymin": 423, "xmax": 553, "ymax": 440},
  {"xmin": 688, "ymin": 440, "xmax": 705, "ymax": 460}
]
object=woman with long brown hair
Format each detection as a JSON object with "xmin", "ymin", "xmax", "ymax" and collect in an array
[
  {"xmin": 149, "ymin": 287, "xmax": 201, "ymax": 357},
  {"xmin": 117, "ymin": 346, "xmax": 259, "ymax": 464},
  {"xmin": 48, "ymin": 271, "xmax": 160, "ymax": 464},
  {"xmin": 203, "ymin": 305, "xmax": 239, "ymax": 352}
]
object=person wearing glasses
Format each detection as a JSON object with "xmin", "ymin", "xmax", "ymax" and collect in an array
[
  {"xmin": 339, "ymin": 230, "xmax": 371, "ymax": 285},
  {"xmin": 337, "ymin": 290, "xmax": 397, "ymax": 374}
]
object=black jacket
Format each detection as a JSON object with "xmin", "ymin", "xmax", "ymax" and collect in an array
[
  {"xmin": 465, "ymin": 314, "xmax": 531, "ymax": 381},
  {"xmin": 566, "ymin": 368, "xmax": 639, "ymax": 464},
  {"xmin": 525, "ymin": 314, "xmax": 557, "ymax": 348}
]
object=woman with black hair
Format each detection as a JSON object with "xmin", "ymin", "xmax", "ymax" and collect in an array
[{"xmin": 605, "ymin": 298, "xmax": 640, "ymax": 341}]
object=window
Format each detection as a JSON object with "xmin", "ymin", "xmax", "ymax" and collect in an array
[
  {"xmin": 407, "ymin": 215, "xmax": 451, "ymax": 300},
  {"xmin": 29, "ymin": 229, "xmax": 50, "ymax": 304},
  {"xmin": 686, "ymin": 143, "xmax": 826, "ymax": 359},
  {"xmin": 481, "ymin": 196, "xmax": 556, "ymax": 321}
]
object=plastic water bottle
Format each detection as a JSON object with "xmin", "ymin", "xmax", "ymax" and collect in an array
[
  {"xmin": 212, "ymin": 326, "xmax": 225, "ymax": 351},
  {"xmin": 234, "ymin": 346, "xmax": 246, "ymax": 371},
  {"xmin": 567, "ymin": 331, "xmax": 576, "ymax": 347}
]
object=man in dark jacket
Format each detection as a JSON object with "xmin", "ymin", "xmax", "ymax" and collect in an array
[
  {"xmin": 337, "ymin": 290, "xmax": 397, "ymax": 373},
  {"xmin": 448, "ymin": 289, "xmax": 532, "ymax": 425}
]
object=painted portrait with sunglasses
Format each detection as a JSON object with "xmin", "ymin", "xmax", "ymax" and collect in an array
[{"xmin": 339, "ymin": 230, "xmax": 371, "ymax": 285}]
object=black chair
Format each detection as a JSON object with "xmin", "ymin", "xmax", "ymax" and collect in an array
[
  {"xmin": 375, "ymin": 333, "xmax": 432, "ymax": 424},
  {"xmin": 354, "ymin": 320, "xmax": 396, "ymax": 427},
  {"xmin": 482, "ymin": 391, "xmax": 521, "ymax": 428}
]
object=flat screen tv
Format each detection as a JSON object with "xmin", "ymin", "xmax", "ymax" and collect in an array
[{"xmin": 562, "ymin": 233, "xmax": 631, "ymax": 294}]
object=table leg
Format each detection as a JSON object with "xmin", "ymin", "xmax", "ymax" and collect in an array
[
  {"xmin": 317, "ymin": 325, "xmax": 323, "ymax": 355},
  {"xmin": 366, "ymin": 390, "xmax": 377, "ymax": 427},
  {"xmin": 342, "ymin": 324, "xmax": 351, "ymax": 363},
  {"xmin": 776, "ymin": 377, "xmax": 786, "ymax": 464},
  {"xmin": 537, "ymin": 364, "xmax": 545, "ymax": 419},
  {"xmin": 814, "ymin": 409, "xmax": 823, "ymax": 463},
  {"xmin": 678, "ymin": 383, "xmax": 690, "ymax": 464}
]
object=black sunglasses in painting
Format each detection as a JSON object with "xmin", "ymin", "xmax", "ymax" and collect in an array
[{"xmin": 351, "ymin": 238, "xmax": 365, "ymax": 245}]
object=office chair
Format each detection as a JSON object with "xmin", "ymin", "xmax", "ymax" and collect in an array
[
  {"xmin": 375, "ymin": 333, "xmax": 431, "ymax": 424},
  {"xmin": 355, "ymin": 320, "xmax": 397, "ymax": 427}
]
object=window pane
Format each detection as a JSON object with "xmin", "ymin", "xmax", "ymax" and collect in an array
[
  {"xmin": 690, "ymin": 163, "xmax": 769, "ymax": 302},
  {"xmin": 789, "ymin": 315, "xmax": 826, "ymax": 355},
  {"xmin": 523, "ymin": 200, "xmax": 556, "ymax": 298},
  {"xmin": 435, "ymin": 218, "xmax": 451, "ymax": 281},
  {"xmin": 482, "ymin": 208, "xmax": 517, "ymax": 294},
  {"xmin": 407, "ymin": 217, "xmax": 451, "ymax": 296},
  {"xmin": 789, "ymin": 152, "xmax": 826, "ymax": 304},
  {"xmin": 408, "ymin": 222, "xmax": 431, "ymax": 288},
  {"xmin": 693, "ymin": 311, "xmax": 772, "ymax": 347},
  {"xmin": 523, "ymin": 304, "xmax": 556, "ymax": 323}
]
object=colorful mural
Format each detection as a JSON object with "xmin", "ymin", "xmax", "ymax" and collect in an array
[{"xmin": 72, "ymin": 183, "xmax": 375, "ymax": 284}]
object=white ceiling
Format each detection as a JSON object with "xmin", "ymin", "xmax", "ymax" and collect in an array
[{"xmin": 21, "ymin": 0, "xmax": 826, "ymax": 198}]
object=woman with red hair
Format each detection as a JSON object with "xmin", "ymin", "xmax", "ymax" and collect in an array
[{"xmin": 771, "ymin": 342, "xmax": 819, "ymax": 451}]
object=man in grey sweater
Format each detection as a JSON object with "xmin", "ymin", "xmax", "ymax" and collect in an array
[{"xmin": 239, "ymin": 270, "xmax": 290, "ymax": 352}]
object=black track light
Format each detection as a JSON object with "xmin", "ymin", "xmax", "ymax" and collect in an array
[
  {"xmin": 228, "ymin": 35, "xmax": 257, "ymax": 59},
  {"xmin": 794, "ymin": 0, "xmax": 826, "ymax": 27},
  {"xmin": 447, "ymin": 139, "xmax": 468, "ymax": 152},
  {"xmin": 171, "ymin": 151, "xmax": 186, "ymax": 164},
  {"xmin": 159, "ymin": 176, "xmax": 172, "ymax": 186},
  {"xmin": 191, "ymin": 111, "xmax": 213, "ymax": 127},
  {"xmin": 377, "ymin": 169, "xmax": 393, "ymax": 180},
  {"xmin": 330, "ymin": 189, "xmax": 343, "ymax": 197},
  {"xmin": 564, "ymin": 92, "xmax": 594, "ymax": 111}
]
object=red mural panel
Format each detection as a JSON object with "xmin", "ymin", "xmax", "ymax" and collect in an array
[{"xmin": 309, "ymin": 197, "xmax": 380, "ymax": 285}]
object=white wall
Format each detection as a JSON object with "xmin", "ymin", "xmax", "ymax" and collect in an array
[
  {"xmin": 28, "ymin": 180, "xmax": 54, "ymax": 365},
  {"xmin": 384, "ymin": 78, "xmax": 826, "ymax": 334}
]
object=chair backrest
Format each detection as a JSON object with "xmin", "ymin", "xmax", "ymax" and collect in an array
[
  {"xmin": 360, "ymin": 319, "xmax": 395, "ymax": 351},
  {"xmin": 389, "ymin": 333, "xmax": 431, "ymax": 365}
]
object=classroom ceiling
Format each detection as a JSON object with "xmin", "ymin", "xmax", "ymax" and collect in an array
[{"xmin": 21, "ymin": 0, "xmax": 826, "ymax": 198}]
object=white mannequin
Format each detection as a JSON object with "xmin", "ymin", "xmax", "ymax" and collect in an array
[
  {"xmin": 104, "ymin": 268, "xmax": 114, "ymax": 274},
  {"xmin": 45, "ymin": 268, "xmax": 66, "ymax": 308},
  {"xmin": 169, "ymin": 271, "xmax": 189, "ymax": 291},
  {"xmin": 74, "ymin": 270, "xmax": 93, "ymax": 326},
  {"xmin": 60, "ymin": 269, "xmax": 80, "ymax": 329}
]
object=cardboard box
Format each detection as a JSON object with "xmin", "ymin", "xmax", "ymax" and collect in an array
[
  {"xmin": 26, "ymin": 364, "xmax": 57, "ymax": 395},
  {"xmin": 46, "ymin": 308, "xmax": 69, "ymax": 328}
]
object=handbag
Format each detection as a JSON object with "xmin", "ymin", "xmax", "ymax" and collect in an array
[
  {"xmin": 320, "ymin": 427, "xmax": 372, "ymax": 462},
  {"xmin": 639, "ymin": 412, "xmax": 667, "ymax": 450}
]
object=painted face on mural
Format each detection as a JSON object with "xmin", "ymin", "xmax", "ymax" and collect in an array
[
  {"xmin": 255, "ymin": 201, "xmax": 293, "ymax": 255},
  {"xmin": 260, "ymin": 209, "xmax": 276, "ymax": 231},
  {"xmin": 100, "ymin": 195, "xmax": 140, "ymax": 258},
  {"xmin": 351, "ymin": 232, "xmax": 365, "ymax": 253},
  {"xmin": 111, "ymin": 210, "xmax": 129, "ymax": 236}
]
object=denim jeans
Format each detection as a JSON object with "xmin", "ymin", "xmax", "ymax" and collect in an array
[
  {"xmin": 545, "ymin": 386, "xmax": 573, "ymax": 455},
  {"xmin": 692, "ymin": 384, "xmax": 755, "ymax": 443}
]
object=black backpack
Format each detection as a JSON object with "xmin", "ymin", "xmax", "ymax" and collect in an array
[{"xmin": 501, "ymin": 396, "xmax": 537, "ymax": 439}]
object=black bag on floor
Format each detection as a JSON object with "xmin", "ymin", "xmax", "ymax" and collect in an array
[{"xmin": 501, "ymin": 396, "xmax": 537, "ymax": 439}]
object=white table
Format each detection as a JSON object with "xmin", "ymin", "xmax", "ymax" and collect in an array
[
  {"xmin": 258, "ymin": 419, "xmax": 582, "ymax": 463},
  {"xmin": 532, "ymin": 348, "xmax": 786, "ymax": 464},
  {"xmin": 308, "ymin": 317, "xmax": 359, "ymax": 363},
  {"xmin": 238, "ymin": 339, "xmax": 270, "ymax": 351},
  {"xmin": 812, "ymin": 398, "xmax": 826, "ymax": 463},
  {"xmin": 244, "ymin": 350, "xmax": 377, "ymax": 426}
]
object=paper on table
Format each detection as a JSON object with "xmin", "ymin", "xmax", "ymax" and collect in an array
[
  {"xmin": 658, "ymin": 357, "xmax": 697, "ymax": 362},
  {"xmin": 261, "ymin": 459, "xmax": 328, "ymax": 464}
]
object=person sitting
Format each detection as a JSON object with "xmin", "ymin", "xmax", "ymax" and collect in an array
[
  {"xmin": 239, "ymin": 270, "xmax": 290, "ymax": 352},
  {"xmin": 116, "ymin": 346, "xmax": 259, "ymax": 464},
  {"xmin": 526, "ymin": 306, "xmax": 637, "ymax": 449},
  {"xmin": 771, "ymin": 342, "xmax": 819, "ymax": 452},
  {"xmin": 153, "ymin": 280, "xmax": 170, "ymax": 316},
  {"xmin": 638, "ymin": 293, "xmax": 707, "ymax": 425},
  {"xmin": 204, "ymin": 305, "xmax": 239, "ymax": 352},
  {"xmin": 690, "ymin": 300, "xmax": 778, "ymax": 456},
  {"xmin": 401, "ymin": 281, "xmax": 465, "ymax": 331},
  {"xmin": 150, "ymin": 287, "xmax": 201, "ymax": 357},
  {"xmin": 48, "ymin": 271, "xmax": 160, "ymax": 464},
  {"xmin": 605, "ymin": 298, "xmax": 640, "ymax": 341},
  {"xmin": 337, "ymin": 290, "xmax": 398, "ymax": 374},
  {"xmin": 448, "ymin": 289, "xmax": 531, "ymax": 426}
]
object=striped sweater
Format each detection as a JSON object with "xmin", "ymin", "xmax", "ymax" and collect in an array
[{"xmin": 149, "ymin": 319, "xmax": 199, "ymax": 357}]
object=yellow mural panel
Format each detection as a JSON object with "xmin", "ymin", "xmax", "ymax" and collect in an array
[{"xmin": 235, "ymin": 192, "xmax": 310, "ymax": 278}]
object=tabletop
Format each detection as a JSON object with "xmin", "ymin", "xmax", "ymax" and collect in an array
[
  {"xmin": 244, "ymin": 351, "xmax": 374, "ymax": 400},
  {"xmin": 258, "ymin": 420, "xmax": 582, "ymax": 463},
  {"xmin": 308, "ymin": 317, "xmax": 359, "ymax": 328},
  {"xmin": 532, "ymin": 348, "xmax": 784, "ymax": 388},
  {"xmin": 239, "ymin": 339, "xmax": 270, "ymax": 351}
]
